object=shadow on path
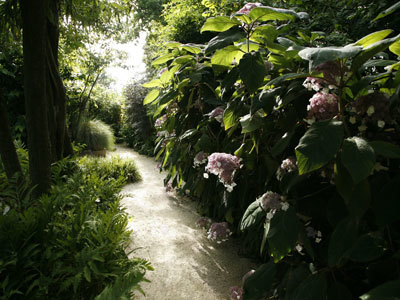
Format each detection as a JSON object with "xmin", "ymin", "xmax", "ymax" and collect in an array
[{"xmin": 112, "ymin": 146, "xmax": 256, "ymax": 300}]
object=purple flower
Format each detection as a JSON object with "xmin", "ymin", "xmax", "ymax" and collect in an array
[
  {"xmin": 303, "ymin": 61, "xmax": 342, "ymax": 91},
  {"xmin": 195, "ymin": 217, "xmax": 212, "ymax": 229},
  {"xmin": 158, "ymin": 67, "xmax": 168, "ymax": 76},
  {"xmin": 154, "ymin": 114, "xmax": 167, "ymax": 128},
  {"xmin": 229, "ymin": 286, "xmax": 243, "ymax": 300},
  {"xmin": 209, "ymin": 107, "xmax": 225, "ymax": 123},
  {"xmin": 207, "ymin": 222, "xmax": 232, "ymax": 242},
  {"xmin": 205, "ymin": 153, "xmax": 241, "ymax": 191},
  {"xmin": 280, "ymin": 157, "xmax": 297, "ymax": 173},
  {"xmin": 193, "ymin": 151, "xmax": 208, "ymax": 167},
  {"xmin": 307, "ymin": 92, "xmax": 338, "ymax": 122},
  {"xmin": 236, "ymin": 2, "xmax": 263, "ymax": 15},
  {"xmin": 259, "ymin": 191, "xmax": 282, "ymax": 211}
]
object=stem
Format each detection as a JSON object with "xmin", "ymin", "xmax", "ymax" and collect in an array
[{"xmin": 337, "ymin": 60, "xmax": 351, "ymax": 137}]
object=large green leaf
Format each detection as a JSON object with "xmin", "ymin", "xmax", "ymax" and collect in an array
[
  {"xmin": 200, "ymin": 16, "xmax": 241, "ymax": 33},
  {"xmin": 271, "ymin": 131, "xmax": 293, "ymax": 157},
  {"xmin": 268, "ymin": 207, "xmax": 299, "ymax": 262},
  {"xmin": 292, "ymin": 274, "xmax": 327, "ymax": 300},
  {"xmin": 369, "ymin": 140, "xmax": 400, "ymax": 158},
  {"xmin": 251, "ymin": 24, "xmax": 279, "ymax": 43},
  {"xmin": 360, "ymin": 280, "xmax": 400, "ymax": 300},
  {"xmin": 389, "ymin": 40, "xmax": 400, "ymax": 57},
  {"xmin": 295, "ymin": 120, "xmax": 344, "ymax": 174},
  {"xmin": 327, "ymin": 282, "xmax": 353, "ymax": 300},
  {"xmin": 142, "ymin": 79, "xmax": 162, "ymax": 88},
  {"xmin": 240, "ymin": 113, "xmax": 263, "ymax": 133},
  {"xmin": 180, "ymin": 44, "xmax": 202, "ymax": 54},
  {"xmin": 143, "ymin": 89, "xmax": 160, "ymax": 105},
  {"xmin": 335, "ymin": 161, "xmax": 371, "ymax": 219},
  {"xmin": 249, "ymin": 6, "xmax": 298, "ymax": 22},
  {"xmin": 243, "ymin": 262, "xmax": 276, "ymax": 300},
  {"xmin": 351, "ymin": 34, "xmax": 400, "ymax": 73},
  {"xmin": 205, "ymin": 29, "xmax": 246, "ymax": 54},
  {"xmin": 341, "ymin": 137, "xmax": 375, "ymax": 184},
  {"xmin": 240, "ymin": 200, "xmax": 264, "ymax": 231},
  {"xmin": 299, "ymin": 45, "xmax": 362, "ymax": 70},
  {"xmin": 223, "ymin": 102, "xmax": 240, "ymax": 130},
  {"xmin": 152, "ymin": 53, "xmax": 176, "ymax": 66},
  {"xmin": 354, "ymin": 30, "xmax": 393, "ymax": 48},
  {"xmin": 211, "ymin": 45, "xmax": 244, "ymax": 67},
  {"xmin": 251, "ymin": 87, "xmax": 281, "ymax": 115},
  {"xmin": 265, "ymin": 72, "xmax": 311, "ymax": 88},
  {"xmin": 373, "ymin": 1, "xmax": 400, "ymax": 21},
  {"xmin": 328, "ymin": 217, "xmax": 358, "ymax": 267},
  {"xmin": 239, "ymin": 52, "xmax": 267, "ymax": 93},
  {"xmin": 348, "ymin": 234, "xmax": 385, "ymax": 263}
]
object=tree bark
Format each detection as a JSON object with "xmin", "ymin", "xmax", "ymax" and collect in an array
[
  {"xmin": 21, "ymin": 0, "xmax": 52, "ymax": 196},
  {"xmin": 0, "ymin": 91, "xmax": 23, "ymax": 181}
]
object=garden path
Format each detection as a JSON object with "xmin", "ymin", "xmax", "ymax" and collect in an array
[{"xmin": 111, "ymin": 146, "xmax": 256, "ymax": 300}]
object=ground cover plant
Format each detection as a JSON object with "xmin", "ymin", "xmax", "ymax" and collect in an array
[
  {"xmin": 0, "ymin": 147, "xmax": 152, "ymax": 299},
  {"xmin": 144, "ymin": 2, "xmax": 400, "ymax": 299}
]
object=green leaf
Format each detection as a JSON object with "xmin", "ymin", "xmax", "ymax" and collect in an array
[
  {"xmin": 223, "ymin": 102, "xmax": 240, "ymax": 130},
  {"xmin": 265, "ymin": 72, "xmax": 310, "ymax": 87},
  {"xmin": 370, "ymin": 140, "xmax": 400, "ymax": 158},
  {"xmin": 360, "ymin": 280, "xmax": 400, "ymax": 300},
  {"xmin": 354, "ymin": 30, "xmax": 393, "ymax": 48},
  {"xmin": 252, "ymin": 24, "xmax": 279, "ymax": 43},
  {"xmin": 239, "ymin": 52, "xmax": 267, "ymax": 93},
  {"xmin": 373, "ymin": 1, "xmax": 400, "ymax": 21},
  {"xmin": 221, "ymin": 67, "xmax": 240, "ymax": 89},
  {"xmin": 328, "ymin": 217, "xmax": 358, "ymax": 267},
  {"xmin": 271, "ymin": 131, "xmax": 294, "ymax": 157},
  {"xmin": 373, "ymin": 176, "xmax": 400, "ymax": 226},
  {"xmin": 389, "ymin": 40, "xmax": 400, "ymax": 56},
  {"xmin": 142, "ymin": 79, "xmax": 162, "ymax": 88},
  {"xmin": 181, "ymin": 43, "xmax": 202, "ymax": 54},
  {"xmin": 200, "ymin": 16, "xmax": 241, "ymax": 33},
  {"xmin": 335, "ymin": 161, "xmax": 371, "ymax": 219},
  {"xmin": 328, "ymin": 282, "xmax": 353, "ymax": 300},
  {"xmin": 240, "ymin": 200, "xmax": 264, "ymax": 231},
  {"xmin": 172, "ymin": 55, "xmax": 196, "ymax": 65},
  {"xmin": 295, "ymin": 120, "xmax": 344, "ymax": 174},
  {"xmin": 299, "ymin": 45, "xmax": 362, "ymax": 70},
  {"xmin": 211, "ymin": 45, "xmax": 244, "ymax": 67},
  {"xmin": 84, "ymin": 266, "xmax": 91, "ymax": 282},
  {"xmin": 249, "ymin": 6, "xmax": 298, "ymax": 22},
  {"xmin": 293, "ymin": 274, "xmax": 328, "ymax": 300},
  {"xmin": 251, "ymin": 87, "xmax": 281, "ymax": 115},
  {"xmin": 143, "ymin": 89, "xmax": 160, "ymax": 105},
  {"xmin": 349, "ymin": 234, "xmax": 385, "ymax": 263},
  {"xmin": 341, "ymin": 137, "xmax": 375, "ymax": 184},
  {"xmin": 351, "ymin": 34, "xmax": 400, "ymax": 73},
  {"xmin": 268, "ymin": 207, "xmax": 299, "ymax": 262},
  {"xmin": 152, "ymin": 53, "xmax": 176, "ymax": 66},
  {"xmin": 205, "ymin": 29, "xmax": 246, "ymax": 54},
  {"xmin": 243, "ymin": 262, "xmax": 276, "ymax": 300},
  {"xmin": 240, "ymin": 113, "xmax": 263, "ymax": 133}
]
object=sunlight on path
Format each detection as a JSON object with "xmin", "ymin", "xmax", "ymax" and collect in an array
[{"xmin": 111, "ymin": 146, "xmax": 256, "ymax": 300}]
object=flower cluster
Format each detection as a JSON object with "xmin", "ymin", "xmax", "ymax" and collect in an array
[
  {"xmin": 258, "ymin": 191, "xmax": 289, "ymax": 220},
  {"xmin": 306, "ymin": 92, "xmax": 338, "ymax": 123},
  {"xmin": 154, "ymin": 114, "xmax": 167, "ymax": 128},
  {"xmin": 351, "ymin": 92, "xmax": 391, "ymax": 129},
  {"xmin": 207, "ymin": 222, "xmax": 232, "ymax": 243},
  {"xmin": 277, "ymin": 157, "xmax": 298, "ymax": 179},
  {"xmin": 205, "ymin": 153, "xmax": 241, "ymax": 192},
  {"xmin": 236, "ymin": 2, "xmax": 263, "ymax": 15},
  {"xmin": 195, "ymin": 217, "xmax": 212, "ymax": 230},
  {"xmin": 193, "ymin": 151, "xmax": 208, "ymax": 167},
  {"xmin": 303, "ymin": 61, "xmax": 341, "ymax": 92},
  {"xmin": 229, "ymin": 286, "xmax": 243, "ymax": 300},
  {"xmin": 208, "ymin": 107, "xmax": 225, "ymax": 123},
  {"xmin": 306, "ymin": 226, "xmax": 322, "ymax": 243}
]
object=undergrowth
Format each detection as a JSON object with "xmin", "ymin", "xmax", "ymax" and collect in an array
[{"xmin": 0, "ymin": 147, "xmax": 152, "ymax": 300}]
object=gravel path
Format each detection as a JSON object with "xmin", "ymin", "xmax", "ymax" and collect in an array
[{"xmin": 111, "ymin": 146, "xmax": 255, "ymax": 300}]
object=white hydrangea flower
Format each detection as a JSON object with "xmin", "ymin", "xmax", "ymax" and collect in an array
[
  {"xmin": 349, "ymin": 116, "xmax": 356, "ymax": 124},
  {"xmin": 377, "ymin": 120, "xmax": 385, "ymax": 128},
  {"xmin": 367, "ymin": 105, "xmax": 375, "ymax": 116}
]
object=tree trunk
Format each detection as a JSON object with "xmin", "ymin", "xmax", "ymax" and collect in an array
[
  {"xmin": 0, "ymin": 91, "xmax": 23, "ymax": 181},
  {"xmin": 21, "ymin": 0, "xmax": 52, "ymax": 196}
]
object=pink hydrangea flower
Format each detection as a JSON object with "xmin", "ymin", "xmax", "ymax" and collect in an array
[
  {"xmin": 205, "ymin": 153, "xmax": 241, "ymax": 192},
  {"xmin": 303, "ymin": 61, "xmax": 342, "ymax": 92},
  {"xmin": 307, "ymin": 92, "xmax": 338, "ymax": 122},
  {"xmin": 195, "ymin": 217, "xmax": 212, "ymax": 229},
  {"xmin": 280, "ymin": 157, "xmax": 297, "ymax": 173},
  {"xmin": 259, "ymin": 191, "xmax": 282, "ymax": 211},
  {"xmin": 155, "ymin": 114, "xmax": 167, "ymax": 128},
  {"xmin": 207, "ymin": 222, "xmax": 232, "ymax": 243},
  {"xmin": 193, "ymin": 151, "xmax": 208, "ymax": 167},
  {"xmin": 229, "ymin": 286, "xmax": 243, "ymax": 300},
  {"xmin": 209, "ymin": 107, "xmax": 225, "ymax": 123},
  {"xmin": 236, "ymin": 2, "xmax": 263, "ymax": 15}
]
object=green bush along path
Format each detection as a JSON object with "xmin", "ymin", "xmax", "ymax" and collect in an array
[{"xmin": 112, "ymin": 146, "xmax": 255, "ymax": 300}]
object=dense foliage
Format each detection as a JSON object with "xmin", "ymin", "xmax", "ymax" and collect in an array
[
  {"xmin": 144, "ymin": 2, "xmax": 400, "ymax": 299},
  {"xmin": 0, "ymin": 147, "xmax": 151, "ymax": 299}
]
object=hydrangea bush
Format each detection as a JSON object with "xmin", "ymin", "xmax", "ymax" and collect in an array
[{"xmin": 144, "ymin": 2, "xmax": 400, "ymax": 299}]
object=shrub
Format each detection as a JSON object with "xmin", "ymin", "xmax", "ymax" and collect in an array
[
  {"xmin": 0, "ymin": 147, "xmax": 152, "ymax": 300},
  {"xmin": 76, "ymin": 119, "xmax": 115, "ymax": 151}
]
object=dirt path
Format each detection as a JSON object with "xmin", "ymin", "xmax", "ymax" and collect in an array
[{"xmin": 111, "ymin": 146, "xmax": 256, "ymax": 300}]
